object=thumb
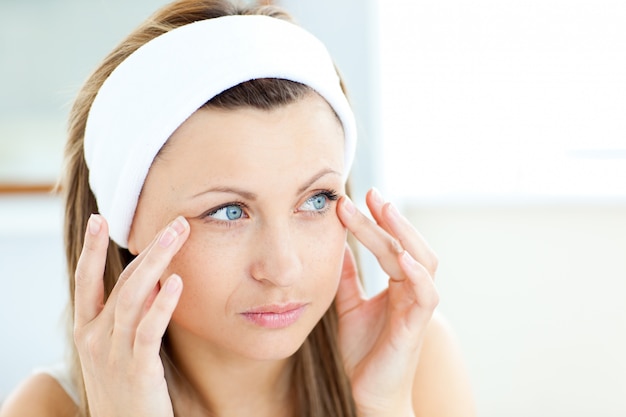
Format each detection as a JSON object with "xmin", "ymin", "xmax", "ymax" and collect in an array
[{"xmin": 335, "ymin": 244, "xmax": 367, "ymax": 317}]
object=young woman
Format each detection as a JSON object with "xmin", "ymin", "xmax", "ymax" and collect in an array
[{"xmin": 0, "ymin": 1, "xmax": 474, "ymax": 416}]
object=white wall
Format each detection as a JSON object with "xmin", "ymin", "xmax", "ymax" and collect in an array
[
  {"xmin": 379, "ymin": 0, "xmax": 626, "ymax": 202},
  {"xmin": 0, "ymin": 195, "xmax": 67, "ymax": 402},
  {"xmin": 406, "ymin": 202, "xmax": 626, "ymax": 417}
]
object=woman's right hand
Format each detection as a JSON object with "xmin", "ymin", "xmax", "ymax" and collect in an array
[{"xmin": 73, "ymin": 214, "xmax": 189, "ymax": 417}]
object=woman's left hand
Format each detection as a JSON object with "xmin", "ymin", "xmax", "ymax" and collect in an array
[{"xmin": 336, "ymin": 189, "xmax": 439, "ymax": 417}]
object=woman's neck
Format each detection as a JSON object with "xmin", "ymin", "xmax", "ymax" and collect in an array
[{"xmin": 163, "ymin": 328, "xmax": 295, "ymax": 417}]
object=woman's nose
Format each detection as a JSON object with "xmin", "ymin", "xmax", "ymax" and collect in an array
[{"xmin": 249, "ymin": 221, "xmax": 302, "ymax": 287}]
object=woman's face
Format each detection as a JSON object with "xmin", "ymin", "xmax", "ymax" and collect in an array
[{"xmin": 128, "ymin": 93, "xmax": 347, "ymax": 361}]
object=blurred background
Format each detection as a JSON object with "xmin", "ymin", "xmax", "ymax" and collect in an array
[{"xmin": 1, "ymin": 0, "xmax": 625, "ymax": 415}]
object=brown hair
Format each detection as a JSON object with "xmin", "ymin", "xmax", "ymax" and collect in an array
[{"xmin": 61, "ymin": 1, "xmax": 356, "ymax": 416}]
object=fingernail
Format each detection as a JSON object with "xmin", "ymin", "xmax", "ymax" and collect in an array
[
  {"xmin": 391, "ymin": 238, "xmax": 404, "ymax": 254},
  {"xmin": 159, "ymin": 217, "xmax": 187, "ymax": 248},
  {"xmin": 343, "ymin": 197, "xmax": 356, "ymax": 215},
  {"xmin": 371, "ymin": 188, "xmax": 384, "ymax": 204},
  {"xmin": 171, "ymin": 216, "xmax": 188, "ymax": 235},
  {"xmin": 164, "ymin": 275, "xmax": 181, "ymax": 294},
  {"xmin": 159, "ymin": 228, "xmax": 176, "ymax": 248},
  {"xmin": 88, "ymin": 214, "xmax": 102, "ymax": 235},
  {"xmin": 401, "ymin": 250, "xmax": 418, "ymax": 269},
  {"xmin": 388, "ymin": 203, "xmax": 400, "ymax": 219}
]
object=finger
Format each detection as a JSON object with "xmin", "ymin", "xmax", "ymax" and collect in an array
[
  {"xmin": 382, "ymin": 251, "xmax": 438, "ymax": 355},
  {"xmin": 134, "ymin": 274, "xmax": 182, "ymax": 360},
  {"xmin": 74, "ymin": 214, "xmax": 109, "ymax": 328},
  {"xmin": 141, "ymin": 282, "xmax": 160, "ymax": 318},
  {"xmin": 113, "ymin": 216, "xmax": 189, "ymax": 339},
  {"xmin": 382, "ymin": 203, "xmax": 438, "ymax": 277},
  {"xmin": 335, "ymin": 245, "xmax": 367, "ymax": 317},
  {"xmin": 96, "ymin": 222, "xmax": 166, "ymax": 323},
  {"xmin": 364, "ymin": 188, "xmax": 390, "ymax": 233},
  {"xmin": 337, "ymin": 196, "xmax": 405, "ymax": 281},
  {"xmin": 395, "ymin": 251, "xmax": 439, "ymax": 314},
  {"xmin": 365, "ymin": 189, "xmax": 438, "ymax": 277},
  {"xmin": 104, "ymin": 224, "xmax": 166, "ymax": 311}
]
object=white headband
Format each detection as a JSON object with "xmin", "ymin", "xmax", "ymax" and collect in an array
[{"xmin": 84, "ymin": 15, "xmax": 357, "ymax": 248}]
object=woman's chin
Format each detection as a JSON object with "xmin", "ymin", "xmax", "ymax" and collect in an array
[{"xmin": 235, "ymin": 334, "xmax": 308, "ymax": 362}]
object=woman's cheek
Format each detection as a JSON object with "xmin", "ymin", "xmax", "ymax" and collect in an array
[
  {"xmin": 164, "ymin": 225, "xmax": 243, "ymax": 287},
  {"xmin": 166, "ymin": 228, "xmax": 243, "ymax": 324},
  {"xmin": 304, "ymin": 216, "xmax": 347, "ymax": 286},
  {"xmin": 318, "ymin": 223, "xmax": 347, "ymax": 309}
]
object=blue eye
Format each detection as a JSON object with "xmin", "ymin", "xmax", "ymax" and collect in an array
[
  {"xmin": 210, "ymin": 204, "xmax": 244, "ymax": 221},
  {"xmin": 301, "ymin": 193, "xmax": 331, "ymax": 212}
]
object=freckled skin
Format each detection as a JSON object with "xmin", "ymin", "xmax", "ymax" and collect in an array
[{"xmin": 129, "ymin": 93, "xmax": 347, "ymax": 362}]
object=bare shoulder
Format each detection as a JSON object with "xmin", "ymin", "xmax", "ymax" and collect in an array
[
  {"xmin": 0, "ymin": 373, "xmax": 77, "ymax": 417},
  {"xmin": 413, "ymin": 311, "xmax": 476, "ymax": 417}
]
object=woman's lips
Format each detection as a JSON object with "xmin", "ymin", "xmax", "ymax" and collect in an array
[{"xmin": 241, "ymin": 303, "xmax": 308, "ymax": 329}]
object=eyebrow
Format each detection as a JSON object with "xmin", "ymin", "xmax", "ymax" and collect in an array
[{"xmin": 190, "ymin": 168, "xmax": 342, "ymax": 200}]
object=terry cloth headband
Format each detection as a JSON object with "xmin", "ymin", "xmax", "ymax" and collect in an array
[{"xmin": 84, "ymin": 14, "xmax": 357, "ymax": 248}]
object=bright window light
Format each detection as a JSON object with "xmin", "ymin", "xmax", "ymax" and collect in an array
[{"xmin": 379, "ymin": 1, "xmax": 626, "ymax": 203}]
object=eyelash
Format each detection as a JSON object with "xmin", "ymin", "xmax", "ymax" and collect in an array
[
  {"xmin": 300, "ymin": 189, "xmax": 339, "ymax": 217},
  {"xmin": 202, "ymin": 201, "xmax": 249, "ymax": 227},
  {"xmin": 201, "ymin": 189, "xmax": 340, "ymax": 226}
]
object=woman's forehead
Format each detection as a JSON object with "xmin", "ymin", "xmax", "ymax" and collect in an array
[
  {"xmin": 147, "ymin": 94, "xmax": 345, "ymax": 194},
  {"xmin": 162, "ymin": 94, "xmax": 341, "ymax": 153}
]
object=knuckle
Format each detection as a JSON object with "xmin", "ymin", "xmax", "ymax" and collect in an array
[
  {"xmin": 140, "ymin": 254, "xmax": 161, "ymax": 273},
  {"xmin": 83, "ymin": 235, "xmax": 99, "ymax": 252},
  {"xmin": 388, "ymin": 237, "xmax": 403, "ymax": 254},
  {"xmin": 72, "ymin": 326, "xmax": 83, "ymax": 346},
  {"xmin": 74, "ymin": 259, "xmax": 91, "ymax": 286},
  {"xmin": 427, "ymin": 253, "xmax": 439, "ymax": 275},
  {"xmin": 74, "ymin": 250, "xmax": 105, "ymax": 290},
  {"xmin": 74, "ymin": 326, "xmax": 103, "ymax": 358},
  {"xmin": 116, "ymin": 285, "xmax": 136, "ymax": 310},
  {"xmin": 350, "ymin": 212, "xmax": 367, "ymax": 234},
  {"xmin": 74, "ymin": 268, "xmax": 87, "ymax": 288},
  {"xmin": 422, "ymin": 286, "xmax": 440, "ymax": 310},
  {"xmin": 351, "ymin": 209, "xmax": 370, "ymax": 230},
  {"xmin": 81, "ymin": 230, "xmax": 105, "ymax": 256},
  {"xmin": 135, "ymin": 323, "xmax": 159, "ymax": 346},
  {"xmin": 135, "ymin": 293, "xmax": 177, "ymax": 346},
  {"xmin": 137, "ymin": 247, "xmax": 169, "ymax": 277},
  {"xmin": 154, "ymin": 294, "xmax": 174, "ymax": 315}
]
